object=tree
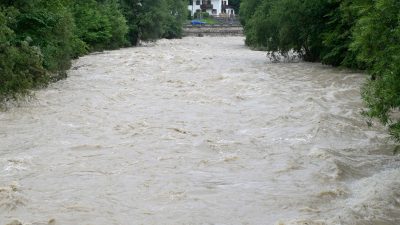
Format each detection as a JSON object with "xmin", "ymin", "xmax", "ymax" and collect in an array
[
  {"xmin": 354, "ymin": 0, "xmax": 400, "ymax": 141},
  {"xmin": 239, "ymin": 0, "xmax": 262, "ymax": 27},
  {"xmin": 242, "ymin": 0, "xmax": 332, "ymax": 61},
  {"xmin": 163, "ymin": 0, "xmax": 186, "ymax": 39},
  {"xmin": 229, "ymin": 0, "xmax": 241, "ymax": 14},
  {"xmin": 71, "ymin": 0, "xmax": 128, "ymax": 51},
  {"xmin": 240, "ymin": 0, "xmax": 400, "ymax": 141},
  {"xmin": 0, "ymin": 2, "xmax": 48, "ymax": 101},
  {"xmin": 120, "ymin": 0, "xmax": 166, "ymax": 44},
  {"xmin": 120, "ymin": 0, "xmax": 186, "ymax": 44}
]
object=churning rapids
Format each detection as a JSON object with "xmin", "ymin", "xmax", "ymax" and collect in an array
[{"xmin": 1, "ymin": 37, "xmax": 400, "ymax": 225}]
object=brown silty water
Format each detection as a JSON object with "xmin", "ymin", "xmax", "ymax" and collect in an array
[{"xmin": 1, "ymin": 37, "xmax": 399, "ymax": 225}]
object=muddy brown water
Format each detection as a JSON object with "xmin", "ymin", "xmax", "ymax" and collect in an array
[{"xmin": 1, "ymin": 37, "xmax": 400, "ymax": 225}]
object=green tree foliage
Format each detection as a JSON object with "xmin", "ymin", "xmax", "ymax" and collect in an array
[
  {"xmin": 0, "ymin": 0, "xmax": 186, "ymax": 103},
  {"xmin": 2, "ymin": 0, "xmax": 75, "ymax": 72},
  {"xmin": 120, "ymin": 0, "xmax": 186, "ymax": 44},
  {"xmin": 163, "ymin": 0, "xmax": 187, "ymax": 38},
  {"xmin": 229, "ymin": 0, "xmax": 241, "ymax": 14},
  {"xmin": 239, "ymin": 0, "xmax": 262, "ymax": 27},
  {"xmin": 138, "ymin": 0, "xmax": 168, "ymax": 40},
  {"xmin": 163, "ymin": 0, "xmax": 187, "ymax": 39},
  {"xmin": 71, "ymin": 0, "xmax": 128, "ymax": 51},
  {"xmin": 241, "ymin": 0, "xmax": 400, "ymax": 141},
  {"xmin": 0, "ymin": 7, "xmax": 47, "ymax": 101},
  {"xmin": 241, "ymin": 0, "xmax": 332, "ymax": 61},
  {"xmin": 119, "ymin": 0, "xmax": 142, "ymax": 45},
  {"xmin": 355, "ymin": 0, "xmax": 400, "ymax": 141},
  {"xmin": 320, "ymin": 0, "xmax": 359, "ymax": 67}
]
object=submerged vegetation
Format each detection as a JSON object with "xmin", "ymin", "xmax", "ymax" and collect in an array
[
  {"xmin": 240, "ymin": 0, "xmax": 400, "ymax": 141},
  {"xmin": 0, "ymin": 0, "xmax": 186, "ymax": 103}
]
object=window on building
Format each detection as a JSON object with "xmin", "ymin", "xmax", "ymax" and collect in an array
[{"xmin": 196, "ymin": 0, "xmax": 200, "ymax": 5}]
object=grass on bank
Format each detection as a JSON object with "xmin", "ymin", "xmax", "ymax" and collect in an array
[{"xmin": 187, "ymin": 17, "xmax": 219, "ymax": 25}]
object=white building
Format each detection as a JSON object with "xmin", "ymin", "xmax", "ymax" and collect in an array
[{"xmin": 188, "ymin": 0, "xmax": 235, "ymax": 17}]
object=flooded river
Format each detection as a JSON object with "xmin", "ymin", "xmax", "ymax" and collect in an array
[{"xmin": 1, "ymin": 37, "xmax": 400, "ymax": 225}]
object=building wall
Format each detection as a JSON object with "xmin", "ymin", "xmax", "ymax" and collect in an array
[
  {"xmin": 188, "ymin": 0, "xmax": 233, "ymax": 16},
  {"xmin": 211, "ymin": 0, "xmax": 221, "ymax": 16},
  {"xmin": 188, "ymin": 1, "xmax": 201, "ymax": 16}
]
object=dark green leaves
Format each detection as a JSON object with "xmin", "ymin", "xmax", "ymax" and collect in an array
[
  {"xmin": 241, "ymin": 0, "xmax": 400, "ymax": 141},
  {"xmin": 0, "ymin": 0, "xmax": 186, "ymax": 103}
]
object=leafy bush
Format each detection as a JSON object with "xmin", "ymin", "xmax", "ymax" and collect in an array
[
  {"xmin": 229, "ymin": 0, "xmax": 241, "ymax": 14},
  {"xmin": 241, "ymin": 0, "xmax": 400, "ymax": 141},
  {"xmin": 0, "ymin": 0, "xmax": 187, "ymax": 103},
  {"xmin": 102, "ymin": 0, "xmax": 129, "ymax": 49},
  {"xmin": 71, "ymin": 0, "xmax": 128, "ymax": 51},
  {"xmin": 119, "ymin": 0, "xmax": 142, "ymax": 45},
  {"xmin": 0, "ymin": 8, "xmax": 47, "ymax": 101},
  {"xmin": 163, "ymin": 0, "xmax": 187, "ymax": 39},
  {"xmin": 239, "ymin": 0, "xmax": 262, "ymax": 27},
  {"xmin": 193, "ymin": 11, "xmax": 200, "ymax": 19},
  {"xmin": 202, "ymin": 12, "xmax": 210, "ymax": 18},
  {"xmin": 4, "ymin": 0, "xmax": 76, "ymax": 72},
  {"xmin": 120, "ymin": 0, "xmax": 167, "ymax": 43},
  {"xmin": 138, "ymin": 0, "xmax": 168, "ymax": 41},
  {"xmin": 120, "ymin": 0, "xmax": 186, "ymax": 43},
  {"xmin": 242, "ymin": 0, "xmax": 331, "ymax": 61},
  {"xmin": 320, "ymin": 0, "xmax": 359, "ymax": 68},
  {"xmin": 355, "ymin": 0, "xmax": 400, "ymax": 141}
]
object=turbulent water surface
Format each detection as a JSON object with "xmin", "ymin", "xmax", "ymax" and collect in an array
[{"xmin": 1, "ymin": 37, "xmax": 400, "ymax": 225}]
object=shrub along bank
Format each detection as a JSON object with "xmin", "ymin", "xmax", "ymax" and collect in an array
[
  {"xmin": 240, "ymin": 0, "xmax": 400, "ymax": 142},
  {"xmin": 0, "ymin": 0, "xmax": 187, "ymax": 103}
]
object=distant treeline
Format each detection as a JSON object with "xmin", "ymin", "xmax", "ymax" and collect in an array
[
  {"xmin": 0, "ymin": 0, "xmax": 186, "ymax": 102},
  {"xmin": 240, "ymin": 0, "xmax": 400, "ymax": 141}
]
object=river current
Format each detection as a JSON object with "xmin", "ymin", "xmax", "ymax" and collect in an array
[{"xmin": 1, "ymin": 37, "xmax": 399, "ymax": 225}]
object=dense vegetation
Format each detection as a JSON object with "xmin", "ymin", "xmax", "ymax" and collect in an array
[
  {"xmin": 229, "ymin": 0, "xmax": 241, "ymax": 14},
  {"xmin": 0, "ymin": 0, "xmax": 186, "ymax": 103},
  {"xmin": 240, "ymin": 0, "xmax": 400, "ymax": 142}
]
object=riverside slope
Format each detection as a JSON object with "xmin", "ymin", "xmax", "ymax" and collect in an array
[{"xmin": 1, "ymin": 37, "xmax": 399, "ymax": 225}]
